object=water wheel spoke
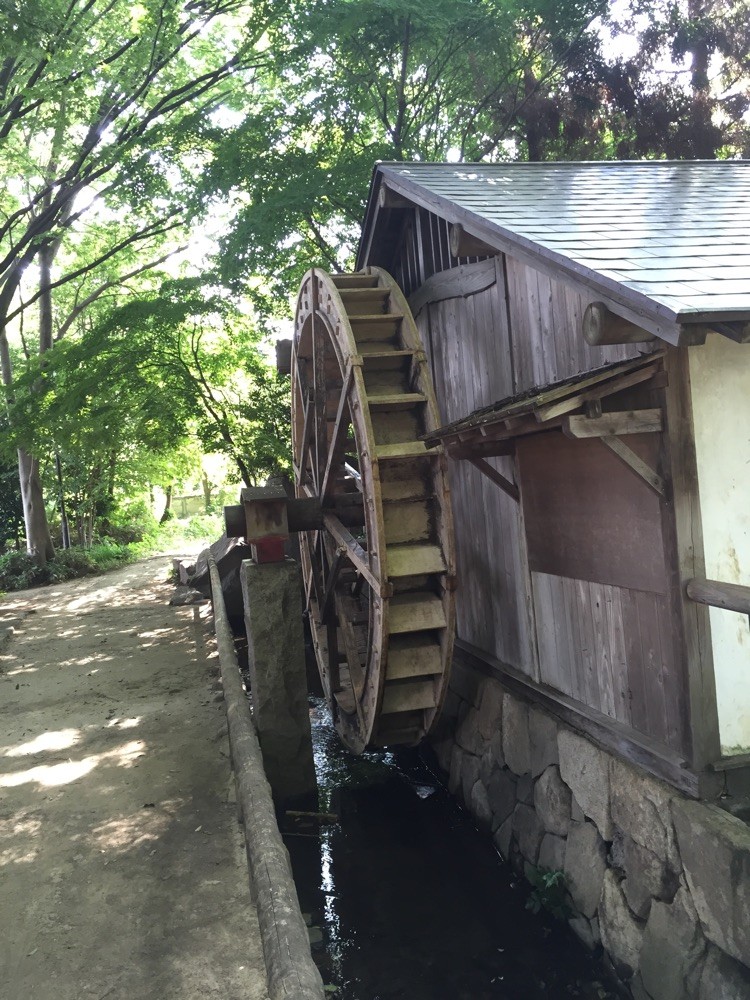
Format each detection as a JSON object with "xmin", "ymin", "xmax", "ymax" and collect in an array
[
  {"xmin": 321, "ymin": 366, "xmax": 354, "ymax": 500},
  {"xmin": 320, "ymin": 546, "xmax": 346, "ymax": 624},
  {"xmin": 323, "ymin": 512, "xmax": 379, "ymax": 595}
]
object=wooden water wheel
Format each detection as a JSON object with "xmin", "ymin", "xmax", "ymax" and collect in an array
[{"xmin": 291, "ymin": 267, "xmax": 456, "ymax": 754}]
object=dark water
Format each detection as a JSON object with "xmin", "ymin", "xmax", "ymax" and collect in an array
[{"xmin": 284, "ymin": 699, "xmax": 622, "ymax": 1000}]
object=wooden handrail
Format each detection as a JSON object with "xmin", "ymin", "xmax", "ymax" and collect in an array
[{"xmin": 686, "ymin": 578, "xmax": 750, "ymax": 617}]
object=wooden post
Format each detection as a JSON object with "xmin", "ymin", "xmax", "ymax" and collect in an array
[{"xmin": 661, "ymin": 348, "xmax": 721, "ymax": 783}]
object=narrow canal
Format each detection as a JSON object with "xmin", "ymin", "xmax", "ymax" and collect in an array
[{"xmin": 284, "ymin": 698, "xmax": 623, "ymax": 1000}]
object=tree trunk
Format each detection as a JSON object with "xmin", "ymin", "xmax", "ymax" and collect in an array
[
  {"xmin": 55, "ymin": 453, "xmax": 70, "ymax": 549},
  {"xmin": 160, "ymin": 485, "xmax": 173, "ymax": 524},
  {"xmin": 16, "ymin": 239, "xmax": 58, "ymax": 564},
  {"xmin": 18, "ymin": 449, "xmax": 55, "ymax": 564},
  {"xmin": 202, "ymin": 473, "xmax": 212, "ymax": 512},
  {"xmin": 524, "ymin": 68, "xmax": 542, "ymax": 162}
]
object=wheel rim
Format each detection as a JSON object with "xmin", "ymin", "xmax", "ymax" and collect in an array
[{"xmin": 292, "ymin": 267, "xmax": 455, "ymax": 753}]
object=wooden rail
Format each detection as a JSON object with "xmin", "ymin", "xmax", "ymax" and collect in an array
[
  {"xmin": 686, "ymin": 578, "xmax": 750, "ymax": 618},
  {"xmin": 207, "ymin": 555, "xmax": 325, "ymax": 1000}
]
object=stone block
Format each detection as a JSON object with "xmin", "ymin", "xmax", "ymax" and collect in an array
[
  {"xmin": 502, "ymin": 694, "xmax": 531, "ymax": 776},
  {"xmin": 534, "ymin": 765, "xmax": 572, "ymax": 837},
  {"xmin": 494, "ymin": 815, "xmax": 513, "ymax": 859},
  {"xmin": 486, "ymin": 768, "xmax": 517, "ymax": 829},
  {"xmin": 608, "ymin": 828, "xmax": 627, "ymax": 877},
  {"xmin": 529, "ymin": 707, "xmax": 559, "ymax": 777},
  {"xmin": 569, "ymin": 914, "xmax": 600, "ymax": 951},
  {"xmin": 455, "ymin": 705, "xmax": 486, "ymax": 756},
  {"xmin": 564, "ymin": 820, "xmax": 607, "ymax": 919},
  {"xmin": 448, "ymin": 746, "xmax": 464, "ymax": 796},
  {"xmin": 479, "ymin": 738, "xmax": 502, "ymax": 786},
  {"xmin": 558, "ymin": 729, "xmax": 613, "ymax": 839},
  {"xmin": 486, "ymin": 729, "xmax": 505, "ymax": 771},
  {"xmin": 449, "ymin": 662, "xmax": 483, "ymax": 708},
  {"xmin": 432, "ymin": 737, "xmax": 454, "ymax": 775},
  {"xmin": 698, "ymin": 946, "xmax": 750, "ymax": 1000},
  {"xmin": 461, "ymin": 752, "xmax": 482, "ymax": 807},
  {"xmin": 571, "ymin": 795, "xmax": 585, "ymax": 823},
  {"xmin": 599, "ymin": 870, "xmax": 645, "ymax": 980},
  {"xmin": 638, "ymin": 887, "xmax": 705, "ymax": 1000},
  {"xmin": 513, "ymin": 803, "xmax": 545, "ymax": 864},
  {"xmin": 470, "ymin": 779, "xmax": 493, "ymax": 831},
  {"xmin": 477, "ymin": 677, "xmax": 504, "ymax": 740},
  {"xmin": 442, "ymin": 689, "xmax": 462, "ymax": 722},
  {"xmin": 622, "ymin": 836, "xmax": 679, "ymax": 920},
  {"xmin": 672, "ymin": 798, "xmax": 750, "ymax": 967},
  {"xmin": 610, "ymin": 758, "xmax": 679, "ymax": 868},
  {"xmin": 241, "ymin": 559, "xmax": 316, "ymax": 804},
  {"xmin": 538, "ymin": 833, "xmax": 566, "ymax": 873},
  {"xmin": 517, "ymin": 773, "xmax": 534, "ymax": 804}
]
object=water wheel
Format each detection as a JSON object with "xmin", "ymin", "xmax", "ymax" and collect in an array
[{"xmin": 292, "ymin": 267, "xmax": 456, "ymax": 753}]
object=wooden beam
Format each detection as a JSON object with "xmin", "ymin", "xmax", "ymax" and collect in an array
[
  {"xmin": 687, "ymin": 578, "xmax": 750, "ymax": 617},
  {"xmin": 449, "ymin": 223, "xmax": 497, "ymax": 258},
  {"xmin": 297, "ymin": 389, "xmax": 314, "ymax": 486},
  {"xmin": 534, "ymin": 364, "xmax": 661, "ymax": 423},
  {"xmin": 564, "ymin": 408, "xmax": 663, "ymax": 439},
  {"xmin": 600, "ymin": 435, "xmax": 666, "ymax": 497},
  {"xmin": 661, "ymin": 348, "xmax": 720, "ymax": 774},
  {"xmin": 378, "ymin": 185, "xmax": 412, "ymax": 209},
  {"xmin": 276, "ymin": 338, "xmax": 292, "ymax": 375},
  {"xmin": 453, "ymin": 641, "xmax": 700, "ymax": 796},
  {"xmin": 320, "ymin": 547, "xmax": 346, "ymax": 623},
  {"xmin": 336, "ymin": 596, "xmax": 366, "ymax": 700},
  {"xmin": 447, "ymin": 440, "xmax": 516, "ymax": 460},
  {"xmin": 323, "ymin": 513, "xmax": 381, "ymax": 595},
  {"xmin": 320, "ymin": 368, "xmax": 354, "ymax": 500},
  {"xmin": 583, "ymin": 302, "xmax": 657, "ymax": 346},
  {"xmin": 467, "ymin": 457, "xmax": 519, "ymax": 502}
]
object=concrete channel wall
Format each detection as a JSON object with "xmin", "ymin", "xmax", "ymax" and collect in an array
[{"xmin": 431, "ymin": 661, "xmax": 750, "ymax": 1000}]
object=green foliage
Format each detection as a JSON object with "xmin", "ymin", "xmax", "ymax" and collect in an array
[{"xmin": 525, "ymin": 867, "xmax": 571, "ymax": 921}]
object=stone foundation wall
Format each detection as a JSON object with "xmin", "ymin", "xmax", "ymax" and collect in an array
[{"xmin": 431, "ymin": 664, "xmax": 750, "ymax": 1000}]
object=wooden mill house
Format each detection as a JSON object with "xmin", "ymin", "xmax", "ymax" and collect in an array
[
  {"xmin": 345, "ymin": 159, "xmax": 750, "ymax": 996},
  {"xmin": 357, "ymin": 160, "xmax": 750, "ymax": 797}
]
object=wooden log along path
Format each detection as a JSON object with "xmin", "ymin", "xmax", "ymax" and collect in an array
[{"xmin": 207, "ymin": 553, "xmax": 325, "ymax": 1000}]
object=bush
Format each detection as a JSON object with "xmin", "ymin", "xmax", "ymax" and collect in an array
[{"xmin": 0, "ymin": 551, "xmax": 50, "ymax": 590}]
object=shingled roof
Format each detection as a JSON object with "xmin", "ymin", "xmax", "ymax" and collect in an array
[{"xmin": 358, "ymin": 160, "xmax": 750, "ymax": 336}]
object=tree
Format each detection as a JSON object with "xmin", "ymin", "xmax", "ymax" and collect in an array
[
  {"xmin": 10, "ymin": 278, "xmax": 291, "ymax": 515},
  {"xmin": 203, "ymin": 0, "xmax": 609, "ymax": 315},
  {"xmin": 0, "ymin": 0, "xmax": 272, "ymax": 562}
]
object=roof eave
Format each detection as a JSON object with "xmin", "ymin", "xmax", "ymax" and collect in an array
[{"xmin": 361, "ymin": 165, "xmax": 749, "ymax": 348}]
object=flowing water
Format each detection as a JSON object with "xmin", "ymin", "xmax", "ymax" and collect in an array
[{"xmin": 284, "ymin": 699, "xmax": 623, "ymax": 1000}]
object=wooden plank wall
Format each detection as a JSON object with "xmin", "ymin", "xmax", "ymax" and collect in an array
[
  {"xmin": 414, "ymin": 257, "xmax": 536, "ymax": 676},
  {"xmin": 531, "ymin": 572, "xmax": 686, "ymax": 752},
  {"xmin": 406, "ymin": 239, "xmax": 688, "ymax": 755}
]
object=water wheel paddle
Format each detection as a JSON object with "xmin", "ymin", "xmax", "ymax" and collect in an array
[{"xmin": 292, "ymin": 267, "xmax": 456, "ymax": 753}]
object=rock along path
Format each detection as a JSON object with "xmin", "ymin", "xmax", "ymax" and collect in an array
[{"xmin": 0, "ymin": 555, "xmax": 268, "ymax": 1000}]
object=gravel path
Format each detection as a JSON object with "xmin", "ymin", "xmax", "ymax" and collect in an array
[{"xmin": 0, "ymin": 554, "xmax": 268, "ymax": 1000}]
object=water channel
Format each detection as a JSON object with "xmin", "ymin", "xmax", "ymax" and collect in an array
[{"xmin": 283, "ymin": 698, "xmax": 624, "ymax": 1000}]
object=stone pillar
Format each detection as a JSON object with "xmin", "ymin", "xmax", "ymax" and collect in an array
[{"xmin": 241, "ymin": 557, "xmax": 317, "ymax": 807}]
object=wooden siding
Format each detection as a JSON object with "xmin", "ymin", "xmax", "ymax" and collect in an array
[
  {"xmin": 531, "ymin": 572, "xmax": 687, "ymax": 752},
  {"xmin": 413, "ymin": 260, "xmax": 535, "ymax": 676},
  {"xmin": 407, "ymin": 252, "xmax": 690, "ymax": 756},
  {"xmin": 392, "ymin": 206, "xmax": 491, "ymax": 299}
]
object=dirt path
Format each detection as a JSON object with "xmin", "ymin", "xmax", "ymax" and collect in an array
[{"xmin": 0, "ymin": 555, "xmax": 268, "ymax": 1000}]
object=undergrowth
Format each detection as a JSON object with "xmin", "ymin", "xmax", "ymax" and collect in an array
[{"xmin": 0, "ymin": 512, "xmax": 223, "ymax": 594}]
